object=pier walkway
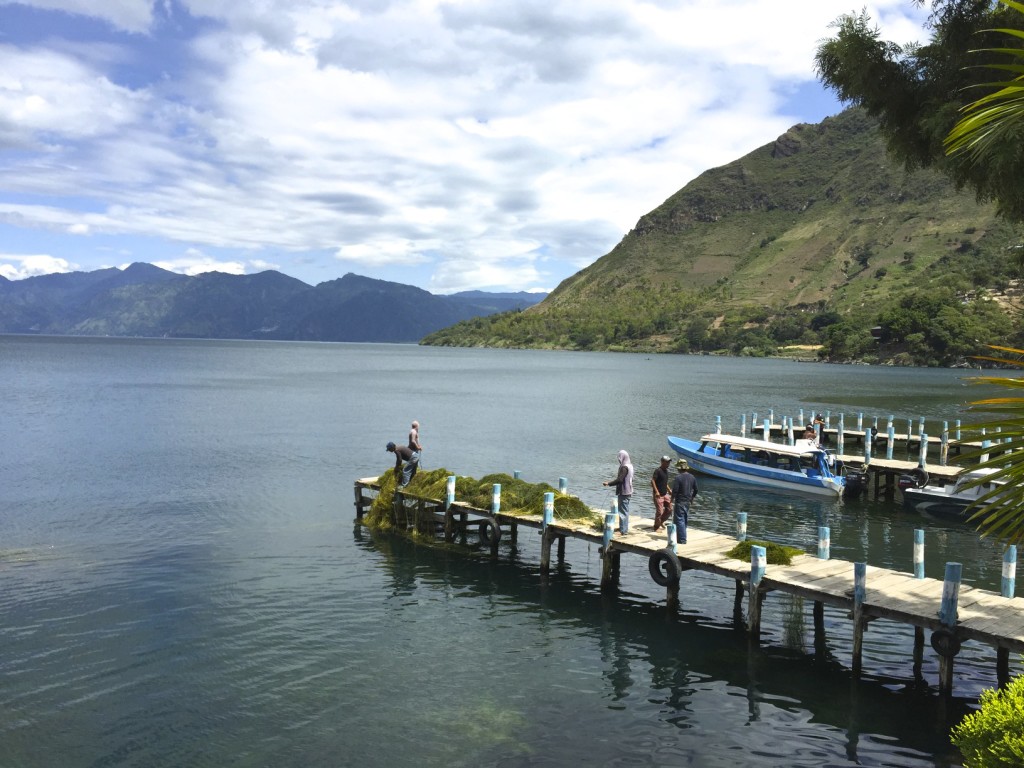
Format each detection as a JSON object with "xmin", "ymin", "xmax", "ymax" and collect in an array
[{"xmin": 355, "ymin": 477, "xmax": 1024, "ymax": 696}]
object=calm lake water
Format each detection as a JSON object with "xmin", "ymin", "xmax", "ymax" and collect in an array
[{"xmin": 2, "ymin": 335, "xmax": 1018, "ymax": 767}]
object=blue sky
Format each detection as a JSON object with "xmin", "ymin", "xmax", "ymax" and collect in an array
[{"xmin": 0, "ymin": 0, "xmax": 929, "ymax": 292}]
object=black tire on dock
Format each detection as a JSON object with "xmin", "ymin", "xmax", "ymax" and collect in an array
[
  {"xmin": 478, "ymin": 518, "xmax": 501, "ymax": 547},
  {"xmin": 649, "ymin": 549, "xmax": 682, "ymax": 587},
  {"xmin": 930, "ymin": 627, "xmax": 962, "ymax": 658},
  {"xmin": 911, "ymin": 468, "xmax": 930, "ymax": 488}
]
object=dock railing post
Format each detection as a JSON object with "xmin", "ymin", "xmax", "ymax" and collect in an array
[
  {"xmin": 741, "ymin": 413, "xmax": 747, "ymax": 437},
  {"xmin": 837, "ymin": 420, "xmax": 845, "ymax": 456},
  {"xmin": 919, "ymin": 416, "xmax": 926, "ymax": 437},
  {"xmin": 541, "ymin": 492, "xmax": 556, "ymax": 575},
  {"xmin": 940, "ymin": 422, "xmax": 949, "ymax": 466},
  {"xmin": 955, "ymin": 419, "xmax": 961, "ymax": 442},
  {"xmin": 492, "ymin": 483, "xmax": 501, "ymax": 515},
  {"xmin": 799, "ymin": 408, "xmax": 805, "ymax": 427},
  {"xmin": 887, "ymin": 415, "xmax": 893, "ymax": 432},
  {"xmin": 936, "ymin": 562, "xmax": 963, "ymax": 695},
  {"xmin": 817, "ymin": 526, "xmax": 830, "ymax": 560},
  {"xmin": 857, "ymin": 412, "xmax": 863, "ymax": 432},
  {"xmin": 748, "ymin": 545, "xmax": 766, "ymax": 637},
  {"xmin": 769, "ymin": 409, "xmax": 774, "ymax": 429},
  {"xmin": 864, "ymin": 434, "xmax": 872, "ymax": 465},
  {"xmin": 715, "ymin": 415, "xmax": 722, "ymax": 434},
  {"xmin": 763, "ymin": 418, "xmax": 770, "ymax": 441},
  {"xmin": 513, "ymin": 470, "xmax": 521, "ymax": 479},
  {"xmin": 825, "ymin": 411, "xmax": 831, "ymax": 429},
  {"xmin": 918, "ymin": 434, "xmax": 928, "ymax": 468},
  {"xmin": 558, "ymin": 477, "xmax": 568, "ymax": 494},
  {"xmin": 666, "ymin": 522, "xmax": 677, "ymax": 555},
  {"xmin": 852, "ymin": 562, "xmax": 867, "ymax": 675},
  {"xmin": 786, "ymin": 417, "xmax": 794, "ymax": 445},
  {"xmin": 736, "ymin": 512, "xmax": 747, "ymax": 542},
  {"xmin": 906, "ymin": 419, "xmax": 912, "ymax": 442},
  {"xmin": 914, "ymin": 529, "xmax": 925, "ymax": 579},
  {"xmin": 1003, "ymin": 545, "xmax": 1017, "ymax": 598},
  {"xmin": 752, "ymin": 412, "xmax": 758, "ymax": 434},
  {"xmin": 886, "ymin": 426, "xmax": 894, "ymax": 460}
]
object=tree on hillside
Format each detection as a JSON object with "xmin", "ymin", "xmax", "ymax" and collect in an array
[{"xmin": 815, "ymin": 0, "xmax": 1024, "ymax": 221}]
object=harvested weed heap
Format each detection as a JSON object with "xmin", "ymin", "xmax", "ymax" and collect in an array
[
  {"xmin": 725, "ymin": 539, "xmax": 805, "ymax": 566},
  {"xmin": 365, "ymin": 468, "xmax": 602, "ymax": 534}
]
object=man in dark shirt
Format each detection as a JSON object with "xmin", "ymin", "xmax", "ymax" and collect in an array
[
  {"xmin": 651, "ymin": 456, "xmax": 671, "ymax": 531},
  {"xmin": 669, "ymin": 458, "xmax": 698, "ymax": 545},
  {"xmin": 387, "ymin": 441, "xmax": 418, "ymax": 486}
]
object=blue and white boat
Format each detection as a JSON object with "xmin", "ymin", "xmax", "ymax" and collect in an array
[{"xmin": 667, "ymin": 433, "xmax": 846, "ymax": 497}]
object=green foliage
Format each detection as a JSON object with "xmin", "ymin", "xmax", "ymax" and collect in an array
[
  {"xmin": 951, "ymin": 671, "xmax": 1024, "ymax": 767},
  {"xmin": 816, "ymin": 1, "xmax": 1024, "ymax": 221},
  {"xmin": 724, "ymin": 539, "xmax": 804, "ymax": 566}
]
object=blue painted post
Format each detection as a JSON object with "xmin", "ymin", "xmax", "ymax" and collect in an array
[
  {"xmin": 1003, "ymin": 546, "xmax": 1017, "ymax": 598},
  {"xmin": 763, "ymin": 418, "xmax": 770, "ymax": 441},
  {"xmin": 918, "ymin": 433, "xmax": 928, "ymax": 468},
  {"xmin": 854, "ymin": 562, "xmax": 867, "ymax": 606},
  {"xmin": 491, "ymin": 483, "xmax": 501, "ymax": 515},
  {"xmin": 955, "ymin": 419, "xmax": 961, "ymax": 441},
  {"xmin": 602, "ymin": 509, "xmax": 615, "ymax": 550},
  {"xmin": 787, "ymin": 417, "xmax": 794, "ymax": 445},
  {"xmin": 799, "ymin": 408, "xmax": 805, "ymax": 427},
  {"xmin": 857, "ymin": 412, "xmax": 863, "ymax": 431},
  {"xmin": 864, "ymin": 434, "xmax": 872, "ymax": 465},
  {"xmin": 769, "ymin": 409, "xmax": 774, "ymax": 429},
  {"xmin": 543, "ymin": 492, "xmax": 554, "ymax": 532},
  {"xmin": 919, "ymin": 416, "xmax": 926, "ymax": 437},
  {"xmin": 817, "ymin": 526, "xmax": 830, "ymax": 559},
  {"xmin": 837, "ymin": 420, "xmax": 845, "ymax": 456},
  {"xmin": 914, "ymin": 529, "xmax": 925, "ymax": 579},
  {"xmin": 715, "ymin": 415, "xmax": 722, "ymax": 434},
  {"xmin": 666, "ymin": 522, "xmax": 677, "ymax": 554},
  {"xmin": 886, "ymin": 425, "xmax": 895, "ymax": 460},
  {"xmin": 558, "ymin": 477, "xmax": 568, "ymax": 494},
  {"xmin": 751, "ymin": 545, "xmax": 766, "ymax": 586},
  {"xmin": 513, "ymin": 470, "xmax": 521, "ymax": 479},
  {"xmin": 939, "ymin": 562, "xmax": 963, "ymax": 626},
  {"xmin": 736, "ymin": 511, "xmax": 747, "ymax": 542},
  {"xmin": 906, "ymin": 419, "xmax": 912, "ymax": 442},
  {"xmin": 940, "ymin": 421, "xmax": 949, "ymax": 466},
  {"xmin": 752, "ymin": 412, "xmax": 758, "ymax": 433},
  {"xmin": 825, "ymin": 411, "xmax": 831, "ymax": 429},
  {"xmin": 446, "ymin": 475, "xmax": 456, "ymax": 508},
  {"xmin": 887, "ymin": 415, "xmax": 894, "ymax": 431},
  {"xmin": 741, "ymin": 413, "xmax": 747, "ymax": 437}
]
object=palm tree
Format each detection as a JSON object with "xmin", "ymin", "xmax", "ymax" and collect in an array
[
  {"xmin": 945, "ymin": 0, "xmax": 1024, "ymax": 159},
  {"xmin": 959, "ymin": 345, "xmax": 1024, "ymax": 544}
]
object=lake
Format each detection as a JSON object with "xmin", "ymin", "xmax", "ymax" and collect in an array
[{"xmin": 1, "ymin": 335, "xmax": 1016, "ymax": 767}]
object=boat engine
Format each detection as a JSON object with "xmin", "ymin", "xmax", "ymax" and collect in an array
[{"xmin": 843, "ymin": 469, "xmax": 869, "ymax": 498}]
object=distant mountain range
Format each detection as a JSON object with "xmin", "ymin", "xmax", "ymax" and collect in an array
[{"xmin": 0, "ymin": 265, "xmax": 546, "ymax": 342}]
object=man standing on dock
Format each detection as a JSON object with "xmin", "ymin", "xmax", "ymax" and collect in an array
[
  {"xmin": 651, "ymin": 456, "xmax": 672, "ymax": 531},
  {"xmin": 670, "ymin": 459, "xmax": 698, "ymax": 545}
]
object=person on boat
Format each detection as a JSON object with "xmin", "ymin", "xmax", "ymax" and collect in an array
[
  {"xmin": 386, "ymin": 441, "xmax": 418, "ymax": 487},
  {"xmin": 602, "ymin": 450, "xmax": 634, "ymax": 534},
  {"xmin": 651, "ymin": 456, "xmax": 672, "ymax": 532},
  {"xmin": 408, "ymin": 420, "xmax": 422, "ymax": 468},
  {"xmin": 670, "ymin": 458, "xmax": 698, "ymax": 545}
]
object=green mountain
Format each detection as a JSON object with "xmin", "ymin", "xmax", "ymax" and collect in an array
[{"xmin": 423, "ymin": 108, "xmax": 1024, "ymax": 365}]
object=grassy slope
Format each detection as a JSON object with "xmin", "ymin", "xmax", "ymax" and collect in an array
[{"xmin": 424, "ymin": 109, "xmax": 1023, "ymax": 358}]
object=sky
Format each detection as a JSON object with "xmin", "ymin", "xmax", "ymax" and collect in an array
[{"xmin": 0, "ymin": 0, "xmax": 931, "ymax": 293}]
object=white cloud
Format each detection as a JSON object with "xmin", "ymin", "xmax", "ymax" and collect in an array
[
  {"xmin": 0, "ymin": 0, "xmax": 156, "ymax": 33},
  {"xmin": 151, "ymin": 248, "xmax": 246, "ymax": 276},
  {"xmin": 0, "ymin": 252, "xmax": 78, "ymax": 279},
  {"xmin": 0, "ymin": 0, "xmax": 935, "ymax": 291}
]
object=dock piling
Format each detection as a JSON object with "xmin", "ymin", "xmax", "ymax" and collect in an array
[
  {"xmin": 1003, "ymin": 546, "xmax": 1017, "ymax": 598},
  {"xmin": 558, "ymin": 477, "xmax": 568, "ymax": 494},
  {"xmin": 748, "ymin": 545, "xmax": 767, "ymax": 637},
  {"xmin": 914, "ymin": 530, "xmax": 925, "ymax": 579},
  {"xmin": 817, "ymin": 526, "xmax": 830, "ymax": 560},
  {"xmin": 736, "ymin": 512, "xmax": 747, "ymax": 542},
  {"xmin": 852, "ymin": 562, "xmax": 867, "ymax": 675},
  {"xmin": 886, "ymin": 426, "xmax": 894, "ymax": 460},
  {"xmin": 936, "ymin": 562, "xmax": 964, "ymax": 694}
]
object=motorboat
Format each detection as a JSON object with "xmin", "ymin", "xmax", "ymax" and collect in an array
[
  {"xmin": 900, "ymin": 468, "xmax": 1008, "ymax": 521},
  {"xmin": 667, "ymin": 433, "xmax": 847, "ymax": 497}
]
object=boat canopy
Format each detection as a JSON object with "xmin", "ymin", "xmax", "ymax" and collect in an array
[{"xmin": 698, "ymin": 434, "xmax": 825, "ymax": 458}]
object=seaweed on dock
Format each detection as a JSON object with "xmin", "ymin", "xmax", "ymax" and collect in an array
[{"xmin": 725, "ymin": 539, "xmax": 805, "ymax": 566}]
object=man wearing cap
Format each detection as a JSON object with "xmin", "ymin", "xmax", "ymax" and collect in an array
[
  {"xmin": 669, "ymin": 459, "xmax": 698, "ymax": 545},
  {"xmin": 650, "ymin": 456, "xmax": 672, "ymax": 531},
  {"xmin": 386, "ymin": 441, "xmax": 418, "ymax": 487}
]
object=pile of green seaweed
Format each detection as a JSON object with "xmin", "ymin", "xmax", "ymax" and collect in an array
[
  {"xmin": 724, "ymin": 539, "xmax": 805, "ymax": 566},
  {"xmin": 365, "ymin": 468, "xmax": 602, "ymax": 532}
]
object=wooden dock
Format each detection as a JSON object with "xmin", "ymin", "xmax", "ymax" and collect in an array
[{"xmin": 354, "ymin": 477, "xmax": 1024, "ymax": 696}]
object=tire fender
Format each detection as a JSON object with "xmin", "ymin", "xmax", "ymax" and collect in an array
[
  {"xmin": 930, "ymin": 627, "xmax": 962, "ymax": 658},
  {"xmin": 911, "ymin": 468, "xmax": 930, "ymax": 488},
  {"xmin": 478, "ymin": 518, "xmax": 501, "ymax": 547},
  {"xmin": 649, "ymin": 549, "xmax": 682, "ymax": 587}
]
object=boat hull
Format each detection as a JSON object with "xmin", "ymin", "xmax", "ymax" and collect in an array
[
  {"xmin": 901, "ymin": 490, "xmax": 975, "ymax": 521},
  {"xmin": 667, "ymin": 435, "xmax": 843, "ymax": 498}
]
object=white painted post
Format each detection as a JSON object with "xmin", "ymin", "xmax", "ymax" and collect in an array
[
  {"xmin": 799, "ymin": 408, "xmax": 805, "ymax": 427},
  {"xmin": 751, "ymin": 545, "xmax": 766, "ymax": 586},
  {"xmin": 543, "ymin": 492, "xmax": 554, "ymax": 531},
  {"xmin": 1003, "ymin": 546, "xmax": 1017, "ymax": 598},
  {"xmin": 886, "ymin": 425, "xmax": 895, "ymax": 460},
  {"xmin": 918, "ymin": 434, "xmax": 928, "ymax": 468},
  {"xmin": 887, "ymin": 414, "xmax": 894, "ymax": 431},
  {"xmin": 602, "ymin": 508, "xmax": 615, "ymax": 550},
  {"xmin": 857, "ymin": 412, "xmax": 863, "ymax": 431},
  {"xmin": 763, "ymin": 418, "xmax": 770, "ymax": 441},
  {"xmin": 741, "ymin": 413, "xmax": 747, "ymax": 437},
  {"xmin": 786, "ymin": 417, "xmax": 794, "ymax": 445},
  {"xmin": 955, "ymin": 419, "xmax": 961, "ymax": 441},
  {"xmin": 817, "ymin": 526, "xmax": 830, "ymax": 559},
  {"xmin": 837, "ymin": 420, "xmax": 845, "ymax": 456},
  {"xmin": 939, "ymin": 562, "xmax": 963, "ymax": 627},
  {"xmin": 914, "ymin": 529, "xmax": 925, "ymax": 579},
  {"xmin": 492, "ymin": 483, "xmax": 501, "ymax": 515},
  {"xmin": 715, "ymin": 415, "xmax": 722, "ymax": 434},
  {"xmin": 864, "ymin": 434, "xmax": 872, "ymax": 465},
  {"xmin": 736, "ymin": 511, "xmax": 747, "ymax": 541},
  {"xmin": 666, "ymin": 522, "xmax": 677, "ymax": 555},
  {"xmin": 446, "ymin": 475, "xmax": 456, "ymax": 509},
  {"xmin": 940, "ymin": 421, "xmax": 949, "ymax": 466}
]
